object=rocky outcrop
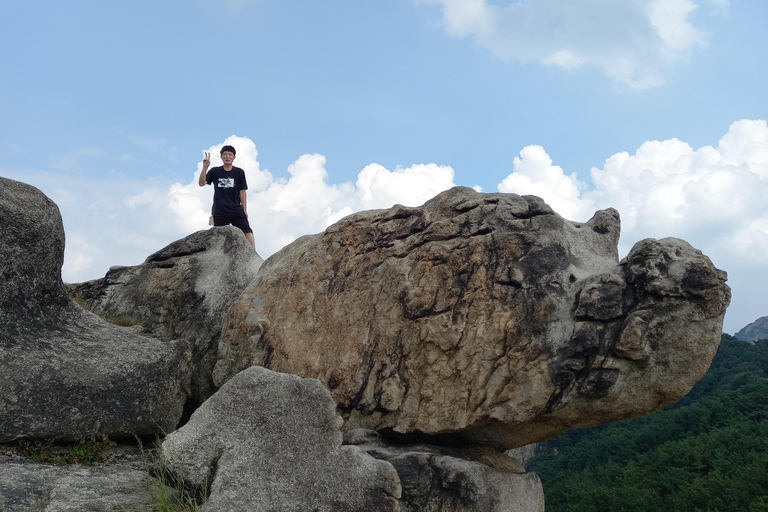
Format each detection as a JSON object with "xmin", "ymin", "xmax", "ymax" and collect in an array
[
  {"xmin": 1, "ymin": 177, "xmax": 731, "ymax": 510},
  {"xmin": 0, "ymin": 177, "xmax": 191, "ymax": 442},
  {"xmin": 345, "ymin": 429, "xmax": 545, "ymax": 512},
  {"xmin": 162, "ymin": 366, "xmax": 402, "ymax": 512},
  {"xmin": 213, "ymin": 187, "xmax": 731, "ymax": 450},
  {"xmin": 67, "ymin": 226, "xmax": 262, "ymax": 402},
  {"xmin": 735, "ymin": 316, "xmax": 768, "ymax": 343}
]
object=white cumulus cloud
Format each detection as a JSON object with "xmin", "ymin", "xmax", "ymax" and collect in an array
[
  {"xmin": 496, "ymin": 119, "xmax": 768, "ymax": 333},
  {"xmin": 4, "ymin": 121, "xmax": 766, "ymax": 334},
  {"xmin": 588, "ymin": 120, "xmax": 768, "ymax": 255},
  {"xmin": 356, "ymin": 163, "xmax": 456, "ymax": 210},
  {"xmin": 2, "ymin": 137, "xmax": 457, "ymax": 284},
  {"xmin": 498, "ymin": 145, "xmax": 594, "ymax": 221},
  {"xmin": 166, "ymin": 148, "xmax": 457, "ymax": 257},
  {"xmin": 422, "ymin": 0, "xmax": 718, "ymax": 88}
]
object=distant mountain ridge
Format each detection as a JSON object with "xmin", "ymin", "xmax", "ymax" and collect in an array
[{"xmin": 735, "ymin": 315, "xmax": 768, "ymax": 342}]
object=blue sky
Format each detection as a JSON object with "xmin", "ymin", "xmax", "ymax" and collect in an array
[{"xmin": 1, "ymin": 0, "xmax": 766, "ymax": 333}]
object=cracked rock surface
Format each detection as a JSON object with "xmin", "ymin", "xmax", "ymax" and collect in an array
[{"xmin": 213, "ymin": 186, "xmax": 730, "ymax": 450}]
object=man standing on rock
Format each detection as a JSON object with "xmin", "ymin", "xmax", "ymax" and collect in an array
[{"xmin": 199, "ymin": 145, "xmax": 256, "ymax": 250}]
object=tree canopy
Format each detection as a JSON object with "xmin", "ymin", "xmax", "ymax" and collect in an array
[{"xmin": 529, "ymin": 335, "xmax": 768, "ymax": 512}]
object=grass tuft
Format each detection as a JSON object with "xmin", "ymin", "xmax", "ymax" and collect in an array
[
  {"xmin": 118, "ymin": 436, "xmax": 207, "ymax": 512},
  {"xmin": 18, "ymin": 435, "xmax": 115, "ymax": 465},
  {"xmin": 69, "ymin": 292, "xmax": 143, "ymax": 328},
  {"xmin": 71, "ymin": 293, "xmax": 88, "ymax": 309},
  {"xmin": 103, "ymin": 315, "xmax": 142, "ymax": 327}
]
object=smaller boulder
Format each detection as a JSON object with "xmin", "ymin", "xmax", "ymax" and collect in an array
[
  {"xmin": 162, "ymin": 366, "xmax": 401, "ymax": 512},
  {"xmin": 344, "ymin": 430, "xmax": 545, "ymax": 512},
  {"xmin": 67, "ymin": 226, "xmax": 263, "ymax": 402}
]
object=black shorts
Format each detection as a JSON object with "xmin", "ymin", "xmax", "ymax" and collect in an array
[{"xmin": 213, "ymin": 208, "xmax": 253, "ymax": 234}]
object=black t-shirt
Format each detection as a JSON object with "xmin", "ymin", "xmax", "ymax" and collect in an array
[{"xmin": 205, "ymin": 166, "xmax": 248, "ymax": 216}]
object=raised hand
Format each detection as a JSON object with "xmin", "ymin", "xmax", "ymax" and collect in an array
[{"xmin": 198, "ymin": 151, "xmax": 212, "ymax": 187}]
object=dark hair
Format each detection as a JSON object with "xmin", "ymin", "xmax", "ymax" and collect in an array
[{"xmin": 220, "ymin": 145, "xmax": 236, "ymax": 156}]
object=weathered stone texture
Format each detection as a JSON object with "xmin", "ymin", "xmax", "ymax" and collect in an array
[
  {"xmin": 0, "ymin": 454, "xmax": 150, "ymax": 512},
  {"xmin": 213, "ymin": 186, "xmax": 730, "ymax": 450},
  {"xmin": 506, "ymin": 443, "xmax": 538, "ymax": 469},
  {"xmin": 0, "ymin": 177, "xmax": 191, "ymax": 442},
  {"xmin": 162, "ymin": 366, "xmax": 401, "ymax": 512},
  {"xmin": 345, "ymin": 429, "xmax": 545, "ymax": 512},
  {"xmin": 67, "ymin": 226, "xmax": 262, "ymax": 402}
]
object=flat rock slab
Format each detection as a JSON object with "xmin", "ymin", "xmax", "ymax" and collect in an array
[
  {"xmin": 162, "ymin": 366, "xmax": 401, "ymax": 512},
  {"xmin": 0, "ymin": 312, "xmax": 192, "ymax": 443},
  {"xmin": 0, "ymin": 455, "xmax": 150, "ymax": 512}
]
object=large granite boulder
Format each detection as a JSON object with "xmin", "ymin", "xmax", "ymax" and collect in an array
[
  {"xmin": 0, "ymin": 177, "xmax": 191, "ymax": 442},
  {"xmin": 213, "ymin": 186, "xmax": 730, "ymax": 450},
  {"xmin": 162, "ymin": 366, "xmax": 401, "ymax": 512},
  {"xmin": 344, "ymin": 429, "xmax": 545, "ymax": 512},
  {"xmin": 67, "ymin": 226, "xmax": 262, "ymax": 402}
]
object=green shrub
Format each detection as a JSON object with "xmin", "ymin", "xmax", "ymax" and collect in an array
[
  {"xmin": 18, "ymin": 435, "xmax": 115, "ymax": 465},
  {"xmin": 103, "ymin": 315, "xmax": 142, "ymax": 327},
  {"xmin": 531, "ymin": 336, "xmax": 768, "ymax": 512}
]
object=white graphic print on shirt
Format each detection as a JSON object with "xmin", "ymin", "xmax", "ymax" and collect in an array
[{"xmin": 218, "ymin": 178, "xmax": 235, "ymax": 188}]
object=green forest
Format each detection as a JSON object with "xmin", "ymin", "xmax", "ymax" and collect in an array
[{"xmin": 529, "ymin": 334, "xmax": 768, "ymax": 512}]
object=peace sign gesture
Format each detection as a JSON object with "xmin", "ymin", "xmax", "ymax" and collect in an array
[{"xmin": 202, "ymin": 151, "xmax": 211, "ymax": 170}]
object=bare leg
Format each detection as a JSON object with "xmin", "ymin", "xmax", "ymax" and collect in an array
[{"xmin": 245, "ymin": 232, "xmax": 256, "ymax": 251}]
